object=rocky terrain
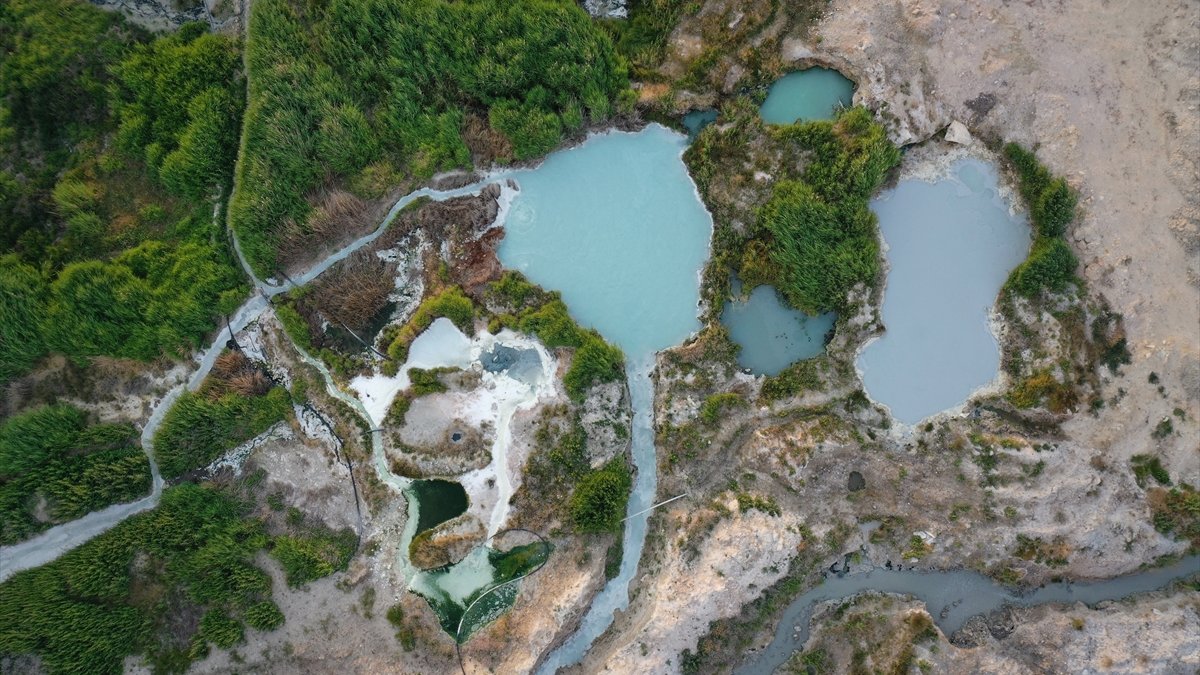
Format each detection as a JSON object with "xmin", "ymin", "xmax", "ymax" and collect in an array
[
  {"xmin": 787, "ymin": 586, "xmax": 1200, "ymax": 674},
  {"xmin": 584, "ymin": 0, "xmax": 1199, "ymax": 672}
]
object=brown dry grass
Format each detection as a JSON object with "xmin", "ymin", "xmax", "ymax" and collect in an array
[
  {"xmin": 204, "ymin": 351, "xmax": 272, "ymax": 399},
  {"xmin": 276, "ymin": 188, "xmax": 371, "ymax": 272},
  {"xmin": 311, "ymin": 250, "xmax": 395, "ymax": 330},
  {"xmin": 461, "ymin": 113, "xmax": 514, "ymax": 165}
]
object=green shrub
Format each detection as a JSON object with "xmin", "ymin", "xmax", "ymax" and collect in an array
[
  {"xmin": 760, "ymin": 360, "xmax": 823, "ymax": 402},
  {"xmin": 199, "ymin": 609, "xmax": 245, "ymax": 649},
  {"xmin": 153, "ymin": 386, "xmax": 290, "ymax": 479},
  {"xmin": 112, "ymin": 26, "xmax": 243, "ymax": 198},
  {"xmin": 759, "ymin": 108, "xmax": 899, "ymax": 313},
  {"xmin": 384, "ymin": 287, "xmax": 475, "ymax": 361},
  {"xmin": 0, "ymin": 404, "xmax": 150, "ymax": 544},
  {"xmin": 43, "ymin": 241, "xmax": 245, "ymax": 364},
  {"xmin": 231, "ymin": 0, "xmax": 630, "ymax": 276},
  {"xmin": 570, "ymin": 460, "xmax": 632, "ymax": 534},
  {"xmin": 1149, "ymin": 483, "xmax": 1200, "ymax": 546},
  {"xmin": 0, "ymin": 4, "xmax": 247, "ymax": 383},
  {"xmin": 244, "ymin": 600, "xmax": 285, "ymax": 631},
  {"xmin": 271, "ymin": 527, "xmax": 357, "ymax": 587},
  {"xmin": 1131, "ymin": 454, "xmax": 1171, "ymax": 488},
  {"xmin": 275, "ymin": 302, "xmax": 315, "ymax": 353},
  {"xmin": 503, "ymin": 286, "xmax": 625, "ymax": 399},
  {"xmin": 1034, "ymin": 178, "xmax": 1076, "ymax": 238},
  {"xmin": 1007, "ymin": 237, "xmax": 1078, "ymax": 297},
  {"xmin": 0, "ymin": 483, "xmax": 282, "ymax": 673},
  {"xmin": 408, "ymin": 367, "xmax": 456, "ymax": 396},
  {"xmin": 518, "ymin": 299, "xmax": 584, "ymax": 348},
  {"xmin": 699, "ymin": 392, "xmax": 745, "ymax": 426},
  {"xmin": 564, "ymin": 333, "xmax": 625, "ymax": 401}
]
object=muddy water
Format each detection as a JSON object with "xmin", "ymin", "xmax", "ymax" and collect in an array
[
  {"xmin": 857, "ymin": 159, "xmax": 1030, "ymax": 425},
  {"xmin": 736, "ymin": 555, "xmax": 1200, "ymax": 674}
]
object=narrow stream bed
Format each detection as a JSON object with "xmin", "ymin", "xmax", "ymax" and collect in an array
[{"xmin": 736, "ymin": 555, "xmax": 1200, "ymax": 674}]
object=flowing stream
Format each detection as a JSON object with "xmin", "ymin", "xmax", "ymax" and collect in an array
[{"xmin": 736, "ymin": 555, "xmax": 1200, "ymax": 674}]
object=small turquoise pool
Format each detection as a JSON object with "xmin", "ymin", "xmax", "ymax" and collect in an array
[
  {"xmin": 722, "ymin": 283, "xmax": 835, "ymax": 375},
  {"xmin": 760, "ymin": 68, "xmax": 855, "ymax": 125},
  {"xmin": 682, "ymin": 109, "xmax": 717, "ymax": 137}
]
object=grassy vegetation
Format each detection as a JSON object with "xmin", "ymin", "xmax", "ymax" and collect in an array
[
  {"xmin": 1148, "ymin": 483, "xmax": 1200, "ymax": 547},
  {"xmin": 760, "ymin": 359, "xmax": 824, "ymax": 402},
  {"xmin": 231, "ymin": 0, "xmax": 631, "ymax": 276},
  {"xmin": 761, "ymin": 108, "xmax": 900, "ymax": 314},
  {"xmin": 0, "ymin": 2, "xmax": 247, "ymax": 384},
  {"xmin": 271, "ymin": 527, "xmax": 357, "ymax": 587},
  {"xmin": 152, "ymin": 351, "xmax": 291, "ymax": 479},
  {"xmin": 685, "ymin": 103, "xmax": 898, "ymax": 327},
  {"xmin": 598, "ymin": 0, "xmax": 697, "ymax": 79},
  {"xmin": 0, "ymin": 404, "xmax": 150, "ymax": 545},
  {"xmin": 1006, "ymin": 368, "xmax": 1077, "ymax": 413},
  {"xmin": 0, "ymin": 479, "xmax": 355, "ymax": 672},
  {"xmin": 381, "ymin": 286, "xmax": 475, "ymax": 367},
  {"xmin": 1131, "ymin": 454, "xmax": 1172, "ymax": 488},
  {"xmin": 386, "ymin": 604, "xmax": 417, "ymax": 651},
  {"xmin": 699, "ymin": 392, "xmax": 745, "ymax": 426},
  {"xmin": 1002, "ymin": 143, "xmax": 1080, "ymax": 297},
  {"xmin": 489, "ymin": 272, "xmax": 625, "ymax": 400},
  {"xmin": 570, "ymin": 459, "xmax": 633, "ymax": 534}
]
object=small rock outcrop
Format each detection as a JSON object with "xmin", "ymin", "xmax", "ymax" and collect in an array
[{"xmin": 945, "ymin": 120, "xmax": 972, "ymax": 144}]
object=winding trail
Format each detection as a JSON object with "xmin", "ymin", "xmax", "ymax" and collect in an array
[{"xmin": 0, "ymin": 178, "xmax": 499, "ymax": 582}]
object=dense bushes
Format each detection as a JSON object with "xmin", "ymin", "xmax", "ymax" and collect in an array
[
  {"xmin": 0, "ymin": 256, "xmax": 47, "ymax": 381},
  {"xmin": 112, "ymin": 25, "xmax": 244, "ymax": 199},
  {"xmin": 231, "ymin": 0, "xmax": 630, "ymax": 276},
  {"xmin": 0, "ymin": 477, "xmax": 359, "ymax": 672},
  {"xmin": 570, "ymin": 459, "xmax": 633, "ymax": 533},
  {"xmin": 0, "ymin": 404, "xmax": 150, "ymax": 544},
  {"xmin": 44, "ymin": 242, "xmax": 246, "ymax": 363},
  {"xmin": 0, "ymin": 3, "xmax": 247, "ymax": 384},
  {"xmin": 153, "ymin": 358, "xmax": 291, "ymax": 478},
  {"xmin": 750, "ymin": 107, "xmax": 899, "ymax": 314},
  {"xmin": 1148, "ymin": 484, "xmax": 1199, "ymax": 547},
  {"xmin": 382, "ymin": 286, "xmax": 475, "ymax": 364},
  {"xmin": 0, "ymin": 484, "xmax": 264, "ymax": 673},
  {"xmin": 1006, "ymin": 237, "xmax": 1079, "ymax": 297},
  {"xmin": 271, "ymin": 527, "xmax": 357, "ymax": 587},
  {"xmin": 1003, "ymin": 143, "xmax": 1079, "ymax": 297}
]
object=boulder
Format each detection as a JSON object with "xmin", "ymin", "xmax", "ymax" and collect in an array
[{"xmin": 946, "ymin": 120, "xmax": 972, "ymax": 144}]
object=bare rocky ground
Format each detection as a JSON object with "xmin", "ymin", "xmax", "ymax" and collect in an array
[
  {"xmin": 90, "ymin": 0, "xmax": 245, "ymax": 33},
  {"xmin": 585, "ymin": 0, "xmax": 1200, "ymax": 672},
  {"xmin": 786, "ymin": 586, "xmax": 1200, "ymax": 674}
]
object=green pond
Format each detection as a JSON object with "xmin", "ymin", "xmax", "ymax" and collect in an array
[
  {"xmin": 408, "ymin": 479, "xmax": 468, "ymax": 535},
  {"xmin": 759, "ymin": 67, "xmax": 855, "ymax": 124}
]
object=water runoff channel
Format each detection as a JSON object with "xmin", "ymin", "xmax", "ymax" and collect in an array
[{"xmin": 3, "ymin": 68, "xmax": 1197, "ymax": 672}]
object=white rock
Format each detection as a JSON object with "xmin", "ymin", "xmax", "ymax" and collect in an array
[{"xmin": 945, "ymin": 120, "xmax": 972, "ymax": 144}]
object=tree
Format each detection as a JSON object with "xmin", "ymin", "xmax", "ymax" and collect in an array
[{"xmin": 570, "ymin": 460, "xmax": 632, "ymax": 533}]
